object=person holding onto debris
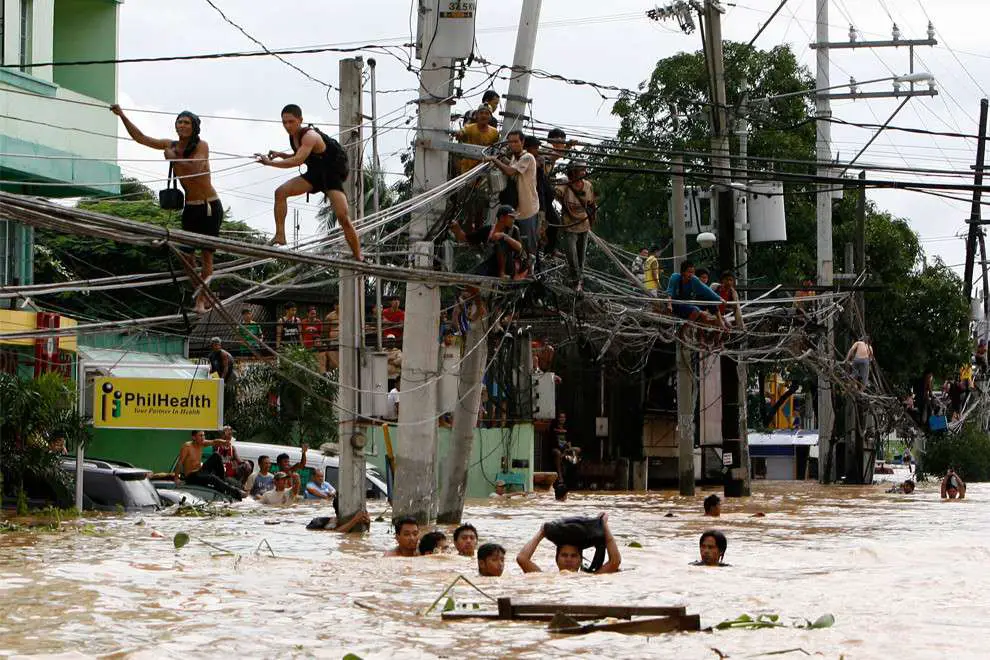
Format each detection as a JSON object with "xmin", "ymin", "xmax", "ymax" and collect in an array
[
  {"xmin": 693, "ymin": 530, "xmax": 729, "ymax": 567},
  {"xmin": 111, "ymin": 105, "xmax": 222, "ymax": 313},
  {"xmin": 453, "ymin": 524, "xmax": 479, "ymax": 557},
  {"xmin": 385, "ymin": 517, "xmax": 420, "ymax": 557},
  {"xmin": 477, "ymin": 543, "xmax": 506, "ymax": 577},
  {"xmin": 516, "ymin": 512, "xmax": 621, "ymax": 574}
]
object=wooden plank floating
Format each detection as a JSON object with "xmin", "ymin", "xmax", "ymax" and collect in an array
[{"xmin": 440, "ymin": 598, "xmax": 700, "ymax": 636}]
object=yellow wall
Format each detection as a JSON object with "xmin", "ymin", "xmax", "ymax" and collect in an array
[{"xmin": 0, "ymin": 309, "xmax": 78, "ymax": 352}]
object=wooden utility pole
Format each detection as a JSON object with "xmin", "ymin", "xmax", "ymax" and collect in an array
[
  {"xmin": 393, "ymin": 1, "xmax": 453, "ymax": 524},
  {"xmin": 337, "ymin": 56, "xmax": 368, "ymax": 530}
]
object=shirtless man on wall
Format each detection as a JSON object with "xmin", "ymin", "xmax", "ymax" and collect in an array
[{"xmin": 110, "ymin": 106, "xmax": 222, "ymax": 312}]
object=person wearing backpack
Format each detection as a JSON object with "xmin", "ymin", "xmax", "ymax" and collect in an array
[{"xmin": 256, "ymin": 104, "xmax": 362, "ymax": 261}]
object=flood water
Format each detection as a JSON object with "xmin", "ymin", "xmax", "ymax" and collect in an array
[{"xmin": 1, "ymin": 477, "xmax": 986, "ymax": 659}]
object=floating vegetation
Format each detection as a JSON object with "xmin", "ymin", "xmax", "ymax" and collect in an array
[{"xmin": 716, "ymin": 613, "xmax": 835, "ymax": 631}]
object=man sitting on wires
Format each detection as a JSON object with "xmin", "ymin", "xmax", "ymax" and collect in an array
[
  {"xmin": 667, "ymin": 260, "xmax": 725, "ymax": 342},
  {"xmin": 110, "ymin": 105, "xmax": 222, "ymax": 313}
]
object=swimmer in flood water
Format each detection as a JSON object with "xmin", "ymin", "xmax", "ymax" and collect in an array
[
  {"xmin": 693, "ymin": 530, "xmax": 729, "ymax": 567},
  {"xmin": 553, "ymin": 480, "xmax": 568, "ymax": 501},
  {"xmin": 516, "ymin": 512, "xmax": 621, "ymax": 574},
  {"xmin": 418, "ymin": 531, "xmax": 449, "ymax": 556},
  {"xmin": 453, "ymin": 524, "xmax": 478, "ymax": 557},
  {"xmin": 477, "ymin": 543, "xmax": 506, "ymax": 577},
  {"xmin": 887, "ymin": 480, "xmax": 915, "ymax": 494},
  {"xmin": 385, "ymin": 516, "xmax": 419, "ymax": 557},
  {"xmin": 703, "ymin": 494, "xmax": 721, "ymax": 517},
  {"xmin": 941, "ymin": 470, "xmax": 966, "ymax": 499}
]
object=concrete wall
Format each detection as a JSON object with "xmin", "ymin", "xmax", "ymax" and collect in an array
[
  {"xmin": 363, "ymin": 424, "xmax": 535, "ymax": 500},
  {"xmin": 52, "ymin": 0, "xmax": 118, "ymax": 104},
  {"xmin": 88, "ymin": 428, "xmax": 189, "ymax": 472}
]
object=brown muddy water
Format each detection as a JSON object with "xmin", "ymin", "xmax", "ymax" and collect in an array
[{"xmin": 1, "ymin": 480, "xmax": 986, "ymax": 659}]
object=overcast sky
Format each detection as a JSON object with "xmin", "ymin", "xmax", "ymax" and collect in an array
[{"xmin": 114, "ymin": 1, "xmax": 990, "ymax": 286}]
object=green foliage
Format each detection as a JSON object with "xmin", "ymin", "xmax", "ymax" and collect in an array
[
  {"xmin": 922, "ymin": 420, "xmax": 990, "ymax": 481},
  {"xmin": 0, "ymin": 373, "xmax": 82, "ymax": 508},
  {"xmin": 716, "ymin": 612, "xmax": 835, "ymax": 630},
  {"xmin": 225, "ymin": 345, "xmax": 338, "ymax": 446},
  {"xmin": 173, "ymin": 532, "xmax": 190, "ymax": 549},
  {"xmin": 33, "ymin": 178, "xmax": 278, "ymax": 321}
]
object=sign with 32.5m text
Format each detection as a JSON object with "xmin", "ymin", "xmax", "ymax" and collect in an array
[{"xmin": 93, "ymin": 377, "xmax": 222, "ymax": 430}]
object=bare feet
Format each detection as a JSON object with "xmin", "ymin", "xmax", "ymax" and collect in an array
[{"xmin": 270, "ymin": 235, "xmax": 287, "ymax": 246}]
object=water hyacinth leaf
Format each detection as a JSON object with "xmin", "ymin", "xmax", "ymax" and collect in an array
[
  {"xmin": 442, "ymin": 597, "xmax": 456, "ymax": 612},
  {"xmin": 628, "ymin": 541, "xmax": 643, "ymax": 548},
  {"xmin": 342, "ymin": 655, "xmax": 363, "ymax": 660},
  {"xmin": 810, "ymin": 614, "xmax": 835, "ymax": 629},
  {"xmin": 173, "ymin": 532, "xmax": 190, "ymax": 549}
]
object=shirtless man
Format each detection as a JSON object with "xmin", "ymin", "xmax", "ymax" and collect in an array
[
  {"xmin": 110, "ymin": 105, "xmax": 221, "ymax": 312},
  {"xmin": 516, "ymin": 513, "xmax": 621, "ymax": 574},
  {"xmin": 256, "ymin": 104, "xmax": 361, "ymax": 259},
  {"xmin": 385, "ymin": 516, "xmax": 420, "ymax": 557},
  {"xmin": 174, "ymin": 430, "xmax": 245, "ymax": 500},
  {"xmin": 845, "ymin": 337, "xmax": 875, "ymax": 388}
]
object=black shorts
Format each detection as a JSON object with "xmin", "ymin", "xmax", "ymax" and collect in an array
[
  {"xmin": 181, "ymin": 199, "xmax": 223, "ymax": 252},
  {"xmin": 302, "ymin": 167, "xmax": 344, "ymax": 194}
]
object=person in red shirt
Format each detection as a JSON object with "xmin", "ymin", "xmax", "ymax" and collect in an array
[
  {"xmin": 382, "ymin": 297, "xmax": 405, "ymax": 341},
  {"xmin": 301, "ymin": 305, "xmax": 324, "ymax": 350}
]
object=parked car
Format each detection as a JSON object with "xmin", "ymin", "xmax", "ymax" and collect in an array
[{"xmin": 60, "ymin": 457, "xmax": 162, "ymax": 512}]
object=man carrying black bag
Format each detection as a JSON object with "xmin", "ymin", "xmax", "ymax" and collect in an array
[
  {"xmin": 516, "ymin": 512, "xmax": 621, "ymax": 574},
  {"xmin": 110, "ymin": 105, "xmax": 222, "ymax": 313}
]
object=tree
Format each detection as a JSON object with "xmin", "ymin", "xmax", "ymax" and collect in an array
[
  {"xmin": 594, "ymin": 43, "xmax": 970, "ymax": 393},
  {"xmin": 33, "ymin": 178, "xmax": 278, "ymax": 322},
  {"xmin": 0, "ymin": 372, "xmax": 86, "ymax": 508},
  {"xmin": 225, "ymin": 345, "xmax": 338, "ymax": 447}
]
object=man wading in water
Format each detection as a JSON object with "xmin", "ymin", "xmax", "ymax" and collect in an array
[
  {"xmin": 256, "ymin": 104, "xmax": 362, "ymax": 260},
  {"xmin": 111, "ymin": 105, "xmax": 222, "ymax": 312}
]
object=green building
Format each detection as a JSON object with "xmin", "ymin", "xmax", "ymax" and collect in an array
[{"xmin": 1, "ymin": 0, "xmax": 122, "ymax": 295}]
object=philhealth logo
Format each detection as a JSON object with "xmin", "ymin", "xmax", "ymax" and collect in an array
[{"xmin": 100, "ymin": 381, "xmax": 123, "ymax": 421}]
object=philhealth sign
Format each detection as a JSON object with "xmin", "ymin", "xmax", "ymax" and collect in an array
[{"xmin": 93, "ymin": 377, "xmax": 223, "ymax": 430}]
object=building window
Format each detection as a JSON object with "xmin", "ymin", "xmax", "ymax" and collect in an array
[{"xmin": 20, "ymin": 0, "xmax": 33, "ymax": 71}]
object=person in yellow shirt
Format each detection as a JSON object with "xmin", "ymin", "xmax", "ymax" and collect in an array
[
  {"xmin": 456, "ymin": 105, "xmax": 500, "ymax": 175},
  {"xmin": 644, "ymin": 245, "xmax": 663, "ymax": 295}
]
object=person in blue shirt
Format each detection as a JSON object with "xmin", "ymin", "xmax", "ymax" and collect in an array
[
  {"xmin": 667, "ymin": 260, "xmax": 724, "ymax": 326},
  {"xmin": 305, "ymin": 469, "xmax": 336, "ymax": 501}
]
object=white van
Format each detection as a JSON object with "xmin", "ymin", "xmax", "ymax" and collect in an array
[{"xmin": 233, "ymin": 441, "xmax": 389, "ymax": 500}]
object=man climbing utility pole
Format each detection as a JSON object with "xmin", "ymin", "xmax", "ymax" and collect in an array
[
  {"xmin": 393, "ymin": 0, "xmax": 463, "ymax": 524},
  {"xmin": 438, "ymin": 0, "xmax": 543, "ymax": 524}
]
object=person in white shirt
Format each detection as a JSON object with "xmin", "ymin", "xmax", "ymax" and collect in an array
[
  {"xmin": 487, "ymin": 130, "xmax": 539, "ymax": 271},
  {"xmin": 259, "ymin": 472, "xmax": 295, "ymax": 505},
  {"xmin": 387, "ymin": 382, "xmax": 400, "ymax": 420}
]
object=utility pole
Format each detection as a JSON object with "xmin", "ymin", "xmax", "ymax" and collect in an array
[
  {"xmin": 734, "ymin": 79, "xmax": 749, "ymax": 287},
  {"xmin": 499, "ymin": 0, "xmax": 543, "ymax": 138},
  {"xmin": 438, "ymin": 0, "xmax": 543, "ymax": 519},
  {"xmin": 964, "ymin": 99, "xmax": 988, "ymax": 303},
  {"xmin": 672, "ymin": 155, "xmax": 695, "ymax": 496},
  {"xmin": 393, "ymin": 0, "xmax": 453, "ymax": 524},
  {"xmin": 369, "ymin": 57, "xmax": 385, "ymax": 351},
  {"xmin": 700, "ymin": 0, "xmax": 749, "ymax": 497},
  {"xmin": 811, "ymin": 9, "xmax": 937, "ymax": 484},
  {"xmin": 337, "ymin": 56, "xmax": 368, "ymax": 530}
]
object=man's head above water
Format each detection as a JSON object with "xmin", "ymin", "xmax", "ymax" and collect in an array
[
  {"xmin": 554, "ymin": 543, "xmax": 583, "ymax": 572},
  {"xmin": 699, "ymin": 530, "xmax": 727, "ymax": 566}
]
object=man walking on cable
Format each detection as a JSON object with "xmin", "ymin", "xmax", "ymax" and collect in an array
[
  {"xmin": 110, "ymin": 105, "xmax": 223, "ymax": 312},
  {"xmin": 256, "ymin": 104, "xmax": 362, "ymax": 261}
]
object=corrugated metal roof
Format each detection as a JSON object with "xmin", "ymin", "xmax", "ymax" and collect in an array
[{"xmin": 78, "ymin": 346, "xmax": 210, "ymax": 380}]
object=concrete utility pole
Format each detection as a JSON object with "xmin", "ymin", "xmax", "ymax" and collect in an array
[
  {"xmin": 672, "ymin": 155, "xmax": 695, "ymax": 496},
  {"xmin": 437, "ymin": 0, "xmax": 543, "ymax": 520},
  {"xmin": 393, "ymin": 0, "xmax": 453, "ymax": 524},
  {"xmin": 499, "ymin": 0, "xmax": 543, "ymax": 138},
  {"xmin": 814, "ymin": 0, "xmax": 836, "ymax": 484},
  {"xmin": 337, "ymin": 56, "xmax": 368, "ymax": 530},
  {"xmin": 437, "ymin": 319, "xmax": 488, "ymax": 523},
  {"xmin": 702, "ymin": 0, "xmax": 750, "ymax": 497},
  {"xmin": 369, "ymin": 57, "xmax": 385, "ymax": 352}
]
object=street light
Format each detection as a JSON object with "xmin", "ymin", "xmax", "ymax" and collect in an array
[{"xmin": 697, "ymin": 232, "xmax": 717, "ymax": 249}]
